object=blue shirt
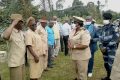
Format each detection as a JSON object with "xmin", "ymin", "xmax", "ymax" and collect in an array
[
  {"xmin": 85, "ymin": 24, "xmax": 99, "ymax": 52},
  {"xmin": 46, "ymin": 26, "xmax": 55, "ymax": 46},
  {"xmin": 85, "ymin": 24, "xmax": 95, "ymax": 39}
]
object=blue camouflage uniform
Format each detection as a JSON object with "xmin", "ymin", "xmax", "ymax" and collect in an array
[{"xmin": 99, "ymin": 23, "xmax": 119, "ymax": 77}]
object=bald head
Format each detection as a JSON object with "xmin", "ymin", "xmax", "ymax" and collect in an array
[{"xmin": 53, "ymin": 16, "xmax": 57, "ymax": 21}]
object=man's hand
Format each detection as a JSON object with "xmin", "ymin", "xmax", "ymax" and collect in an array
[
  {"xmin": 11, "ymin": 20, "xmax": 19, "ymax": 27},
  {"xmin": 100, "ymin": 47, "xmax": 106, "ymax": 53},
  {"xmin": 68, "ymin": 43, "xmax": 73, "ymax": 49},
  {"xmin": 34, "ymin": 55, "xmax": 39, "ymax": 63},
  {"xmin": 43, "ymin": 50, "xmax": 48, "ymax": 56}
]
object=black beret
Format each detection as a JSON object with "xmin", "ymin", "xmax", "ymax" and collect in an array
[{"xmin": 103, "ymin": 12, "xmax": 112, "ymax": 20}]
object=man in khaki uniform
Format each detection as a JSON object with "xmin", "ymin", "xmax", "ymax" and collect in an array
[
  {"xmin": 36, "ymin": 17, "xmax": 48, "ymax": 70},
  {"xmin": 52, "ymin": 16, "xmax": 60, "ymax": 57},
  {"xmin": 68, "ymin": 16, "xmax": 91, "ymax": 80},
  {"xmin": 2, "ymin": 14, "xmax": 26, "ymax": 80},
  {"xmin": 25, "ymin": 17, "xmax": 44, "ymax": 80},
  {"xmin": 110, "ymin": 44, "xmax": 120, "ymax": 80}
]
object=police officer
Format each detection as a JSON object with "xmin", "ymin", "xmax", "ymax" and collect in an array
[
  {"xmin": 25, "ymin": 17, "xmax": 44, "ymax": 80},
  {"xmin": 2, "ymin": 14, "xmax": 26, "ymax": 80},
  {"xmin": 36, "ymin": 17, "xmax": 48, "ymax": 71},
  {"xmin": 69, "ymin": 16, "xmax": 91, "ymax": 80},
  {"xmin": 99, "ymin": 12, "xmax": 119, "ymax": 80}
]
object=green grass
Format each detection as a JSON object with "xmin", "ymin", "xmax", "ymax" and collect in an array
[{"xmin": 0, "ymin": 43, "xmax": 106, "ymax": 80}]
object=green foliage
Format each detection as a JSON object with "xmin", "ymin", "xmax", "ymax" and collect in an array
[
  {"xmin": 0, "ymin": 0, "xmax": 33, "ymax": 28},
  {"xmin": 87, "ymin": 2, "xmax": 102, "ymax": 23},
  {"xmin": 104, "ymin": 10, "xmax": 120, "ymax": 21},
  {"xmin": 55, "ymin": 0, "xmax": 89, "ymax": 19},
  {"xmin": 56, "ymin": 0, "xmax": 64, "ymax": 10},
  {"xmin": 72, "ymin": 0, "xmax": 83, "ymax": 7},
  {"xmin": 0, "ymin": 0, "xmax": 120, "ymax": 28}
]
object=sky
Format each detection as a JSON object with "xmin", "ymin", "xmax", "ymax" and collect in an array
[{"xmin": 33, "ymin": 0, "xmax": 120, "ymax": 12}]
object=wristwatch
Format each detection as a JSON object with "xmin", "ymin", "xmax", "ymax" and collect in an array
[{"xmin": 74, "ymin": 45, "xmax": 76, "ymax": 48}]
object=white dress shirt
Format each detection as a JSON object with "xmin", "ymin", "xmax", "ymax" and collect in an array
[{"xmin": 62, "ymin": 23, "xmax": 71, "ymax": 36}]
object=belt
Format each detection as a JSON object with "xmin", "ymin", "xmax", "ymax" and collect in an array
[{"xmin": 72, "ymin": 48, "xmax": 81, "ymax": 50}]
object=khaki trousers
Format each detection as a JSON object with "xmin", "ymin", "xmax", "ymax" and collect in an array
[
  {"xmin": 10, "ymin": 65, "xmax": 24, "ymax": 80},
  {"xmin": 73, "ymin": 60, "xmax": 89, "ymax": 80},
  {"xmin": 43, "ymin": 54, "xmax": 48, "ymax": 69},
  {"xmin": 29, "ymin": 56, "xmax": 44, "ymax": 79},
  {"xmin": 54, "ymin": 39, "xmax": 60, "ymax": 56}
]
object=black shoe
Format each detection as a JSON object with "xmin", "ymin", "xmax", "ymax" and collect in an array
[
  {"xmin": 73, "ymin": 78, "xmax": 77, "ymax": 80},
  {"xmin": 73, "ymin": 78, "xmax": 81, "ymax": 80},
  {"xmin": 48, "ymin": 66, "xmax": 53, "ymax": 68},
  {"xmin": 101, "ymin": 77, "xmax": 111, "ymax": 80}
]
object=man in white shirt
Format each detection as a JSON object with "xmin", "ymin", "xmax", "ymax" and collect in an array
[{"xmin": 62, "ymin": 20, "xmax": 71, "ymax": 56}]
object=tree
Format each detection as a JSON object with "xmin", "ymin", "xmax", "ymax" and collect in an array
[
  {"xmin": 56, "ymin": 0, "xmax": 64, "ymax": 10},
  {"xmin": 0, "ymin": 0, "xmax": 11, "ymax": 7},
  {"xmin": 0, "ymin": 0, "xmax": 33, "ymax": 18},
  {"xmin": 0, "ymin": 0, "xmax": 35, "ymax": 28},
  {"xmin": 87, "ymin": 2, "xmax": 102, "ymax": 23},
  {"xmin": 72, "ymin": 0, "xmax": 83, "ymax": 7}
]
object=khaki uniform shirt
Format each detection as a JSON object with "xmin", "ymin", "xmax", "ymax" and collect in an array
[
  {"xmin": 69, "ymin": 27, "xmax": 91, "ymax": 60},
  {"xmin": 36, "ymin": 25, "xmax": 48, "ymax": 55},
  {"xmin": 53, "ymin": 21, "xmax": 60, "ymax": 39},
  {"xmin": 111, "ymin": 44, "xmax": 120, "ymax": 80},
  {"xmin": 25, "ymin": 29, "xmax": 42, "ymax": 59},
  {"xmin": 7, "ymin": 28, "xmax": 26, "ymax": 67}
]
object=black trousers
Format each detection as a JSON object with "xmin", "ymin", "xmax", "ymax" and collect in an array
[
  {"xmin": 102, "ymin": 47, "xmax": 116, "ymax": 78},
  {"xmin": 48, "ymin": 45, "xmax": 54, "ymax": 67},
  {"xmin": 60, "ymin": 36, "xmax": 64, "ymax": 52},
  {"xmin": 63, "ymin": 35, "xmax": 69, "ymax": 56},
  {"xmin": 0, "ymin": 75, "xmax": 1, "ymax": 80}
]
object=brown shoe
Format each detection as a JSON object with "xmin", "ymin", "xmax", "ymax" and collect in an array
[{"xmin": 44, "ymin": 68, "xmax": 49, "ymax": 71}]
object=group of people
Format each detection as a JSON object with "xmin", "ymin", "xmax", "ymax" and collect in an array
[
  {"xmin": 0, "ymin": 12, "xmax": 120, "ymax": 80},
  {"xmin": 68, "ymin": 13, "xmax": 119, "ymax": 80},
  {"xmin": 1, "ymin": 14, "xmax": 61, "ymax": 80}
]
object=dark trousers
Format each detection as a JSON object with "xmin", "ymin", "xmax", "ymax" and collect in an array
[
  {"xmin": 88, "ymin": 43, "xmax": 97, "ymax": 73},
  {"xmin": 102, "ymin": 48, "xmax": 116, "ymax": 78},
  {"xmin": 25, "ymin": 50, "xmax": 28, "ymax": 66},
  {"xmin": 60, "ymin": 36, "xmax": 64, "ymax": 52},
  {"xmin": 63, "ymin": 35, "xmax": 69, "ymax": 56},
  {"xmin": 48, "ymin": 45, "xmax": 54, "ymax": 67},
  {"xmin": 88, "ymin": 50, "xmax": 95, "ymax": 73}
]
